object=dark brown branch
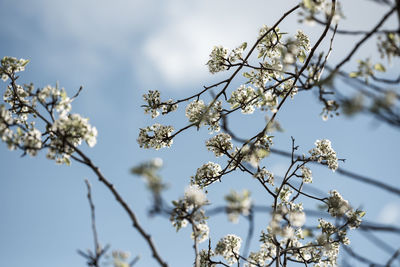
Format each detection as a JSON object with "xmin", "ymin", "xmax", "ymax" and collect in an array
[
  {"xmin": 333, "ymin": 6, "xmax": 396, "ymax": 71},
  {"xmin": 85, "ymin": 179, "xmax": 101, "ymax": 261},
  {"xmin": 386, "ymin": 248, "xmax": 400, "ymax": 266},
  {"xmin": 270, "ymin": 148, "xmax": 400, "ymax": 197},
  {"xmin": 73, "ymin": 147, "xmax": 168, "ymax": 267},
  {"xmin": 343, "ymin": 246, "xmax": 385, "ymax": 266},
  {"xmin": 77, "ymin": 179, "xmax": 110, "ymax": 267},
  {"xmin": 311, "ymin": 15, "xmax": 396, "ymax": 35}
]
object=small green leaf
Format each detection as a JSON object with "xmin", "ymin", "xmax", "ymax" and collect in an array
[
  {"xmin": 21, "ymin": 59, "xmax": 30, "ymax": 67},
  {"xmin": 230, "ymin": 103, "xmax": 240, "ymax": 109},
  {"xmin": 60, "ymin": 90, "xmax": 67, "ymax": 99},
  {"xmin": 298, "ymin": 51, "xmax": 306, "ymax": 63},
  {"xmin": 374, "ymin": 63, "xmax": 386, "ymax": 72},
  {"xmin": 349, "ymin": 72, "xmax": 359, "ymax": 78},
  {"xmin": 243, "ymin": 72, "xmax": 251, "ymax": 78}
]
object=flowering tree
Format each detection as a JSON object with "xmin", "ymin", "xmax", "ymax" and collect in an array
[{"xmin": 1, "ymin": 0, "xmax": 400, "ymax": 266}]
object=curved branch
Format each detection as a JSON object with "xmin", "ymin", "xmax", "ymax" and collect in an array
[
  {"xmin": 333, "ymin": 6, "xmax": 396, "ymax": 71},
  {"xmin": 73, "ymin": 147, "xmax": 169, "ymax": 267}
]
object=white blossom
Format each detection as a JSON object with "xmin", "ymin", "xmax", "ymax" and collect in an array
[
  {"xmin": 327, "ymin": 190, "xmax": 351, "ymax": 217},
  {"xmin": 47, "ymin": 114, "xmax": 97, "ymax": 164},
  {"xmin": 206, "ymin": 133, "xmax": 233, "ymax": 157},
  {"xmin": 51, "ymin": 114, "xmax": 97, "ymax": 148},
  {"xmin": 185, "ymin": 100, "xmax": 221, "ymax": 132},
  {"xmin": 256, "ymin": 89, "xmax": 279, "ymax": 112},
  {"xmin": 228, "ymin": 42, "xmax": 247, "ymax": 63},
  {"xmin": 137, "ymin": 123, "xmax": 174, "ymax": 150},
  {"xmin": 0, "ymin": 57, "xmax": 29, "ymax": 81},
  {"xmin": 192, "ymin": 162, "xmax": 222, "ymax": 188},
  {"xmin": 55, "ymin": 90, "xmax": 72, "ymax": 117},
  {"xmin": 289, "ymin": 211, "xmax": 306, "ymax": 227},
  {"xmin": 143, "ymin": 90, "xmax": 161, "ymax": 118},
  {"xmin": 184, "ymin": 184, "xmax": 207, "ymax": 207},
  {"xmin": 253, "ymin": 167, "xmax": 274, "ymax": 185},
  {"xmin": 300, "ymin": 166, "xmax": 312, "ymax": 183},
  {"xmin": 198, "ymin": 249, "xmax": 216, "ymax": 267},
  {"xmin": 309, "ymin": 139, "xmax": 338, "ymax": 171},
  {"xmin": 142, "ymin": 90, "xmax": 177, "ymax": 118},
  {"xmin": 0, "ymin": 104, "xmax": 14, "ymax": 136},
  {"xmin": 215, "ymin": 234, "xmax": 242, "ymax": 265},
  {"xmin": 228, "ymin": 85, "xmax": 257, "ymax": 114},
  {"xmin": 277, "ymin": 186, "xmax": 292, "ymax": 203},
  {"xmin": 295, "ymin": 30, "xmax": 311, "ymax": 52},
  {"xmin": 23, "ymin": 128, "xmax": 42, "ymax": 156},
  {"xmin": 257, "ymin": 25, "xmax": 283, "ymax": 59},
  {"xmin": 346, "ymin": 210, "xmax": 365, "ymax": 229},
  {"xmin": 191, "ymin": 223, "xmax": 209, "ymax": 243},
  {"xmin": 207, "ymin": 46, "xmax": 228, "ymax": 74}
]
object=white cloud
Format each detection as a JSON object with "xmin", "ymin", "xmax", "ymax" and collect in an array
[
  {"xmin": 141, "ymin": 0, "xmax": 296, "ymax": 88},
  {"xmin": 140, "ymin": 0, "xmax": 393, "ymax": 88},
  {"xmin": 2, "ymin": 0, "xmax": 391, "ymax": 90}
]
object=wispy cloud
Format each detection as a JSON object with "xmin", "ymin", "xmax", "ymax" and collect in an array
[
  {"xmin": 1, "ymin": 0, "xmax": 386, "ymax": 90},
  {"xmin": 141, "ymin": 0, "xmax": 296, "ymax": 88}
]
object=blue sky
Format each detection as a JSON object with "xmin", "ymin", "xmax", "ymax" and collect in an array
[{"xmin": 0, "ymin": 0, "xmax": 399, "ymax": 266}]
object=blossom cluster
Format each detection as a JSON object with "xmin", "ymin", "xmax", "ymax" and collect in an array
[
  {"xmin": 198, "ymin": 249, "xmax": 216, "ymax": 267},
  {"xmin": 326, "ymin": 190, "xmax": 351, "ymax": 217},
  {"xmin": 228, "ymin": 85, "xmax": 257, "ymax": 114},
  {"xmin": 142, "ymin": 90, "xmax": 177, "ymax": 118},
  {"xmin": 51, "ymin": 114, "xmax": 97, "ymax": 147},
  {"xmin": 300, "ymin": 166, "xmax": 312, "ymax": 183},
  {"xmin": 295, "ymin": 30, "xmax": 311, "ymax": 54},
  {"xmin": 205, "ymin": 133, "xmax": 233, "ymax": 157},
  {"xmin": 255, "ymin": 89, "xmax": 279, "ymax": 112},
  {"xmin": 170, "ymin": 185, "xmax": 209, "ymax": 244},
  {"xmin": 137, "ymin": 123, "xmax": 174, "ymax": 150},
  {"xmin": 300, "ymin": 0, "xmax": 343, "ymax": 24},
  {"xmin": 0, "ymin": 104, "xmax": 15, "ymax": 149},
  {"xmin": 215, "ymin": 234, "xmax": 242, "ymax": 265},
  {"xmin": 228, "ymin": 42, "xmax": 247, "ymax": 63},
  {"xmin": 0, "ymin": 57, "xmax": 97, "ymax": 164},
  {"xmin": 253, "ymin": 167, "xmax": 274, "ymax": 186},
  {"xmin": 257, "ymin": 25, "xmax": 283, "ymax": 60},
  {"xmin": 245, "ymin": 241, "xmax": 276, "ymax": 267},
  {"xmin": 0, "ymin": 57, "xmax": 29, "ymax": 81},
  {"xmin": 191, "ymin": 162, "xmax": 222, "ymax": 188},
  {"xmin": 184, "ymin": 184, "xmax": 207, "ymax": 207},
  {"xmin": 48, "ymin": 114, "xmax": 98, "ymax": 164},
  {"xmin": 206, "ymin": 46, "xmax": 228, "ymax": 74},
  {"xmin": 269, "ymin": 212, "xmax": 295, "ymax": 239},
  {"xmin": 23, "ymin": 128, "xmax": 42, "ymax": 156},
  {"xmin": 192, "ymin": 223, "xmax": 209, "ymax": 244},
  {"xmin": 36, "ymin": 85, "xmax": 72, "ymax": 116},
  {"xmin": 309, "ymin": 139, "xmax": 338, "ymax": 171},
  {"xmin": 185, "ymin": 100, "xmax": 222, "ymax": 132}
]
